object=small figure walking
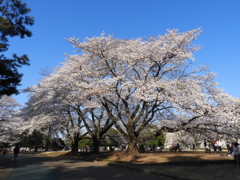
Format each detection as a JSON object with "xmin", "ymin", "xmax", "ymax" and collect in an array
[
  {"xmin": 226, "ymin": 138, "xmax": 231, "ymax": 153},
  {"xmin": 13, "ymin": 144, "xmax": 20, "ymax": 160},
  {"xmin": 3, "ymin": 148, "xmax": 7, "ymax": 155},
  {"xmin": 216, "ymin": 139, "xmax": 222, "ymax": 152},
  {"xmin": 204, "ymin": 140, "xmax": 207, "ymax": 152},
  {"xmin": 192, "ymin": 143, "xmax": 196, "ymax": 151},
  {"xmin": 232, "ymin": 142, "xmax": 240, "ymax": 167},
  {"xmin": 207, "ymin": 137, "xmax": 212, "ymax": 153}
]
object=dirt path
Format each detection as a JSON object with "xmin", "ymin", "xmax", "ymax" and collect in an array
[{"xmin": 0, "ymin": 154, "xmax": 173, "ymax": 180}]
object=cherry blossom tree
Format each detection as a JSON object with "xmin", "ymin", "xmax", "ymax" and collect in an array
[
  {"xmin": 160, "ymin": 81, "xmax": 240, "ymax": 142},
  {"xmin": 23, "ymin": 28, "xmax": 240, "ymax": 154},
  {"xmin": 0, "ymin": 95, "xmax": 21, "ymax": 141},
  {"xmin": 23, "ymin": 76, "xmax": 113, "ymax": 152},
  {"xmin": 22, "ymin": 62, "xmax": 114, "ymax": 152},
  {"xmin": 61, "ymin": 28, "xmax": 218, "ymax": 154},
  {"xmin": 22, "ymin": 85, "xmax": 89, "ymax": 152}
]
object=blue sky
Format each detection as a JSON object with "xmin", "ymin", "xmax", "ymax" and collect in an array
[{"xmin": 7, "ymin": 0, "xmax": 240, "ymax": 106}]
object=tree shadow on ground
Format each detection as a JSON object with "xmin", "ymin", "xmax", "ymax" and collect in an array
[
  {"xmin": 1, "ymin": 154, "xmax": 163, "ymax": 180},
  {"xmin": 59, "ymin": 151, "xmax": 115, "ymax": 161},
  {"xmin": 1, "ymin": 152, "xmax": 238, "ymax": 180}
]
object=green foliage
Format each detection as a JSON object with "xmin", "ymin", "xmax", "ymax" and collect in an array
[
  {"xmin": 144, "ymin": 134, "xmax": 165, "ymax": 147},
  {"xmin": 51, "ymin": 138, "xmax": 66, "ymax": 150},
  {"xmin": 14, "ymin": 130, "xmax": 67, "ymax": 151},
  {"xmin": 16, "ymin": 130, "xmax": 29, "ymax": 147},
  {"xmin": 0, "ymin": 0, "xmax": 34, "ymax": 96},
  {"xmin": 25, "ymin": 130, "xmax": 44, "ymax": 151},
  {"xmin": 106, "ymin": 128, "xmax": 119, "ymax": 135},
  {"xmin": 101, "ymin": 128, "xmax": 122, "ymax": 147},
  {"xmin": 139, "ymin": 125, "xmax": 166, "ymax": 147},
  {"xmin": 78, "ymin": 139, "xmax": 93, "ymax": 148},
  {"xmin": 14, "ymin": 129, "xmax": 45, "ymax": 151},
  {"xmin": 0, "ymin": 141, "xmax": 10, "ymax": 150}
]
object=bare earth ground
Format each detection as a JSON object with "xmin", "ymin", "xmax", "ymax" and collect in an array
[{"xmin": 27, "ymin": 151, "xmax": 240, "ymax": 180}]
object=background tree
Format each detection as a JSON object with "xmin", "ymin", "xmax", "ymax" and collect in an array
[
  {"xmin": 0, "ymin": 95, "xmax": 21, "ymax": 141},
  {"xmin": 103, "ymin": 128, "xmax": 125, "ymax": 148},
  {"xmin": 0, "ymin": 0, "xmax": 34, "ymax": 96},
  {"xmin": 14, "ymin": 130, "xmax": 29, "ymax": 148},
  {"xmin": 51, "ymin": 138, "xmax": 66, "ymax": 151},
  {"xmin": 22, "ymin": 85, "xmax": 88, "ymax": 153},
  {"xmin": 24, "ymin": 67, "xmax": 113, "ymax": 153},
  {"xmin": 143, "ymin": 134, "xmax": 165, "ymax": 150},
  {"xmin": 0, "ymin": 141, "xmax": 10, "ymax": 151},
  {"xmin": 140, "ymin": 125, "xmax": 165, "ymax": 149},
  {"xmin": 163, "ymin": 90, "xmax": 240, "ymax": 138},
  {"xmin": 78, "ymin": 138, "xmax": 93, "ymax": 151},
  {"xmin": 23, "ymin": 129, "xmax": 44, "ymax": 152}
]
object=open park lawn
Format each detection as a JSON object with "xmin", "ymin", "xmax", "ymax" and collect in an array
[{"xmin": 35, "ymin": 150, "xmax": 239, "ymax": 180}]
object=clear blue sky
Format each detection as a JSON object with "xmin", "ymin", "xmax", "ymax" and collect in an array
[{"xmin": 7, "ymin": 0, "xmax": 240, "ymax": 106}]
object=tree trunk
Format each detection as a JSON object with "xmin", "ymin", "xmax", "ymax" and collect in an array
[
  {"xmin": 34, "ymin": 145, "xmax": 38, "ymax": 152},
  {"xmin": 71, "ymin": 141, "xmax": 79, "ymax": 153},
  {"xmin": 44, "ymin": 139, "xmax": 51, "ymax": 151},
  {"xmin": 92, "ymin": 137, "xmax": 100, "ymax": 153},
  {"xmin": 126, "ymin": 141, "xmax": 139, "ymax": 155},
  {"xmin": 71, "ymin": 133, "xmax": 81, "ymax": 153}
]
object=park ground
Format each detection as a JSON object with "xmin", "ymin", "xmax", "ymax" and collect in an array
[
  {"xmin": 1, "ymin": 150, "xmax": 240, "ymax": 180},
  {"xmin": 26, "ymin": 150, "xmax": 240, "ymax": 180}
]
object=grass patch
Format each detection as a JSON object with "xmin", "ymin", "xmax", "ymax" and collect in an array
[
  {"xmin": 103, "ymin": 159, "xmax": 127, "ymax": 163},
  {"xmin": 22, "ymin": 150, "xmax": 69, "ymax": 157}
]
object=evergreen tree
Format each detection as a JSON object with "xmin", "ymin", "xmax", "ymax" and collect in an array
[{"xmin": 0, "ymin": 0, "xmax": 34, "ymax": 97}]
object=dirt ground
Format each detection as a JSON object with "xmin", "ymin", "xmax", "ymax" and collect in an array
[
  {"xmin": 107, "ymin": 151, "xmax": 231, "ymax": 164},
  {"xmin": 103, "ymin": 151, "xmax": 240, "ymax": 180},
  {"xmin": 34, "ymin": 150, "xmax": 240, "ymax": 180},
  {"xmin": 56, "ymin": 150, "xmax": 232, "ymax": 164}
]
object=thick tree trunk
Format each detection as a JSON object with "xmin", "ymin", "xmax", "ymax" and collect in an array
[
  {"xmin": 126, "ymin": 141, "xmax": 139, "ymax": 155},
  {"xmin": 70, "ymin": 133, "xmax": 82, "ymax": 153},
  {"xmin": 92, "ymin": 137, "xmax": 100, "ymax": 153},
  {"xmin": 71, "ymin": 141, "xmax": 79, "ymax": 153}
]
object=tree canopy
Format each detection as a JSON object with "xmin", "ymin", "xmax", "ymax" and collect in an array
[
  {"xmin": 0, "ymin": 0, "xmax": 34, "ymax": 97},
  {"xmin": 23, "ymin": 29, "xmax": 240, "ymax": 154}
]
